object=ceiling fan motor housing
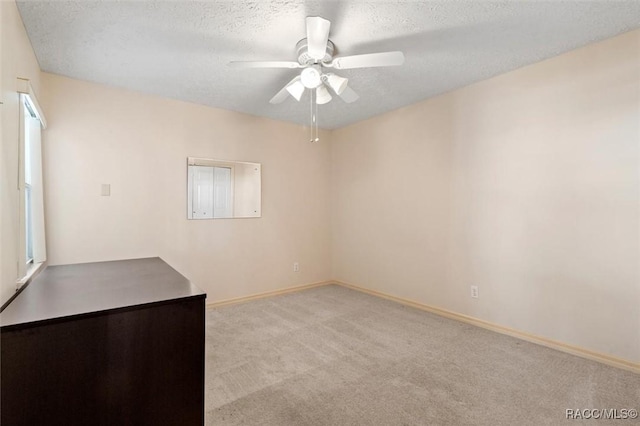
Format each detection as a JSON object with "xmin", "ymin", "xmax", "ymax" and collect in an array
[{"xmin": 296, "ymin": 39, "xmax": 335, "ymax": 65}]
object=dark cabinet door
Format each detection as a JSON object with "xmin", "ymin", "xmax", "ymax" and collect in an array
[{"xmin": 1, "ymin": 299, "xmax": 205, "ymax": 426}]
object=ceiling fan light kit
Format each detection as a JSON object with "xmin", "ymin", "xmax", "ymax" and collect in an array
[
  {"xmin": 300, "ymin": 66, "xmax": 322, "ymax": 89},
  {"xmin": 229, "ymin": 16, "xmax": 405, "ymax": 139}
]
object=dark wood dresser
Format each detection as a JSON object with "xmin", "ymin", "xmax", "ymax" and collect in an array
[{"xmin": 1, "ymin": 257, "xmax": 206, "ymax": 425}]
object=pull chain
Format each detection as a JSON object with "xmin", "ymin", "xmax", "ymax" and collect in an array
[
  {"xmin": 310, "ymin": 89, "xmax": 314, "ymax": 142},
  {"xmin": 309, "ymin": 89, "xmax": 319, "ymax": 142}
]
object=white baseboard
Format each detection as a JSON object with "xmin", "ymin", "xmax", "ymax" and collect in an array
[
  {"xmin": 334, "ymin": 280, "xmax": 639, "ymax": 374},
  {"xmin": 206, "ymin": 281, "xmax": 332, "ymax": 309},
  {"xmin": 205, "ymin": 279, "xmax": 638, "ymax": 374}
]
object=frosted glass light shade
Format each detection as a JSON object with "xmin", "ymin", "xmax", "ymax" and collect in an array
[
  {"xmin": 316, "ymin": 85, "xmax": 332, "ymax": 104},
  {"xmin": 286, "ymin": 80, "xmax": 305, "ymax": 101},
  {"xmin": 301, "ymin": 67, "xmax": 322, "ymax": 89},
  {"xmin": 326, "ymin": 73, "xmax": 348, "ymax": 95}
]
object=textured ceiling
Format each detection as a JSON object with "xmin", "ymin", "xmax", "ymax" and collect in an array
[{"xmin": 16, "ymin": 0, "xmax": 640, "ymax": 129}]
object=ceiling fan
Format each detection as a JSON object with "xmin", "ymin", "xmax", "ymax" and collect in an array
[{"xmin": 228, "ymin": 16, "xmax": 405, "ymax": 106}]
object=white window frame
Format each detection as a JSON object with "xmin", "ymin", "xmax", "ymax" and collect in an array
[{"xmin": 17, "ymin": 78, "xmax": 47, "ymax": 288}]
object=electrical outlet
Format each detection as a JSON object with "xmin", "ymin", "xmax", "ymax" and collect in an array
[
  {"xmin": 293, "ymin": 262, "xmax": 299, "ymax": 272},
  {"xmin": 471, "ymin": 285, "xmax": 479, "ymax": 299}
]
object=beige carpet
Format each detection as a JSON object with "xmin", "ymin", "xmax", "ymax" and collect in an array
[{"xmin": 205, "ymin": 285, "xmax": 639, "ymax": 425}]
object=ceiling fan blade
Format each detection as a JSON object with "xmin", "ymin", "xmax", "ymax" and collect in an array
[
  {"xmin": 269, "ymin": 76, "xmax": 302, "ymax": 104},
  {"xmin": 228, "ymin": 61, "xmax": 301, "ymax": 69},
  {"xmin": 306, "ymin": 16, "xmax": 331, "ymax": 60},
  {"xmin": 330, "ymin": 51, "xmax": 404, "ymax": 70},
  {"xmin": 338, "ymin": 86, "xmax": 359, "ymax": 103}
]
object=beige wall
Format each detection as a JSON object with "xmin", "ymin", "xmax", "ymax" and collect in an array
[
  {"xmin": 331, "ymin": 30, "xmax": 640, "ymax": 363},
  {"xmin": 12, "ymin": 10, "xmax": 638, "ymax": 364},
  {"xmin": 41, "ymin": 73, "xmax": 332, "ymax": 301},
  {"xmin": 0, "ymin": 0, "xmax": 42, "ymax": 306}
]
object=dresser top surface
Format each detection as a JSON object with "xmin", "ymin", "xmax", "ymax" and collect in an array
[{"xmin": 1, "ymin": 257, "xmax": 205, "ymax": 329}]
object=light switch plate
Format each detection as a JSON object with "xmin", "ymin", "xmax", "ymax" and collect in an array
[{"xmin": 101, "ymin": 184, "xmax": 111, "ymax": 196}]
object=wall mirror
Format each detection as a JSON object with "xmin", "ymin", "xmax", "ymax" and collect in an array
[{"xmin": 187, "ymin": 157, "xmax": 261, "ymax": 219}]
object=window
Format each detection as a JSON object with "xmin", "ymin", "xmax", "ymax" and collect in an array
[
  {"xmin": 17, "ymin": 79, "xmax": 47, "ymax": 285},
  {"xmin": 25, "ymin": 182, "xmax": 33, "ymax": 264},
  {"xmin": 24, "ymin": 102, "xmax": 34, "ymax": 264}
]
